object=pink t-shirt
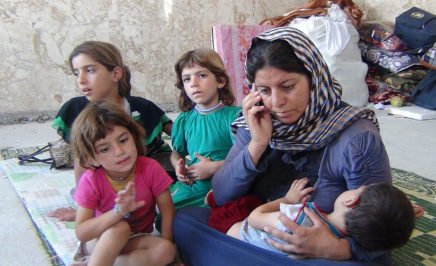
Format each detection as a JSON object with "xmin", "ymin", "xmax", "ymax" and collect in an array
[{"xmin": 74, "ymin": 156, "xmax": 173, "ymax": 233}]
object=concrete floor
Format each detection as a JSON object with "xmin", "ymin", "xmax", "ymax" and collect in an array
[{"xmin": 0, "ymin": 109, "xmax": 435, "ymax": 265}]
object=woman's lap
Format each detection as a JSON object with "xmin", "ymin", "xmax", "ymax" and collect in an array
[{"xmin": 173, "ymin": 207, "xmax": 369, "ymax": 266}]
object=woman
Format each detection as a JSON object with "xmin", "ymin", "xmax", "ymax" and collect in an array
[{"xmin": 173, "ymin": 27, "xmax": 391, "ymax": 265}]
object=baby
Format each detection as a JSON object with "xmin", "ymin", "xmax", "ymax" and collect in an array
[{"xmin": 228, "ymin": 178, "xmax": 415, "ymax": 255}]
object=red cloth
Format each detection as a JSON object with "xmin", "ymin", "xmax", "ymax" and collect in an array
[{"xmin": 207, "ymin": 192, "xmax": 263, "ymax": 233}]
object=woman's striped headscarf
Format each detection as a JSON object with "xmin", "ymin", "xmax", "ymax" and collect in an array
[{"xmin": 232, "ymin": 27, "xmax": 378, "ymax": 152}]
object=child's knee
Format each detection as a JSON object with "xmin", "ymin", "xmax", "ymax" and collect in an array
[{"xmin": 152, "ymin": 239, "xmax": 176, "ymax": 264}]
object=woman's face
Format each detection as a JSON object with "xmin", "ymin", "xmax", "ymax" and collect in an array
[
  {"xmin": 71, "ymin": 53, "xmax": 119, "ymax": 102},
  {"xmin": 254, "ymin": 66, "xmax": 310, "ymax": 124}
]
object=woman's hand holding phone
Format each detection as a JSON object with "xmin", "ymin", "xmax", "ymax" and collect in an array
[
  {"xmin": 251, "ymin": 83, "xmax": 263, "ymax": 106},
  {"xmin": 243, "ymin": 83, "xmax": 272, "ymax": 166}
]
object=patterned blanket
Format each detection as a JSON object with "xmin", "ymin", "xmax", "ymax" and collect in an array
[
  {"xmin": 0, "ymin": 155, "xmax": 76, "ymax": 266},
  {"xmin": 1, "ymin": 147, "xmax": 435, "ymax": 266}
]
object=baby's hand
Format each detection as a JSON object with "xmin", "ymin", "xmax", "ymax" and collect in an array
[
  {"xmin": 114, "ymin": 182, "xmax": 145, "ymax": 216},
  {"xmin": 284, "ymin": 178, "xmax": 314, "ymax": 204}
]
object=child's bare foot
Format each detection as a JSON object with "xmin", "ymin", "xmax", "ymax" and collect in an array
[{"xmin": 48, "ymin": 207, "xmax": 76, "ymax": 221}]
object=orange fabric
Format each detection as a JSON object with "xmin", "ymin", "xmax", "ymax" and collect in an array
[
  {"xmin": 260, "ymin": 8, "xmax": 327, "ymax": 27},
  {"xmin": 259, "ymin": 0, "xmax": 363, "ymax": 28}
]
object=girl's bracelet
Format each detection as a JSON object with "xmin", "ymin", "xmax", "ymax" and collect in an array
[{"xmin": 113, "ymin": 204, "xmax": 130, "ymax": 219}]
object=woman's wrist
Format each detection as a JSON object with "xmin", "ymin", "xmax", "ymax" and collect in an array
[
  {"xmin": 247, "ymin": 141, "xmax": 267, "ymax": 165},
  {"xmin": 324, "ymin": 238, "xmax": 351, "ymax": 260}
]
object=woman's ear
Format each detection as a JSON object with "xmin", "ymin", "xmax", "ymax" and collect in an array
[{"xmin": 113, "ymin": 66, "xmax": 123, "ymax": 82}]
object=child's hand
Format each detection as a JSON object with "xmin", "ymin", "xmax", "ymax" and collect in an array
[
  {"xmin": 175, "ymin": 158, "xmax": 193, "ymax": 185},
  {"xmin": 186, "ymin": 153, "xmax": 213, "ymax": 180},
  {"xmin": 284, "ymin": 178, "xmax": 314, "ymax": 204},
  {"xmin": 175, "ymin": 158, "xmax": 187, "ymax": 178},
  {"xmin": 114, "ymin": 182, "xmax": 145, "ymax": 217}
]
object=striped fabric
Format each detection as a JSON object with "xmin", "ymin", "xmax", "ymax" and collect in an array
[{"xmin": 232, "ymin": 27, "xmax": 378, "ymax": 152}]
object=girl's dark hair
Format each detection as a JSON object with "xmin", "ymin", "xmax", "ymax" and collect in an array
[
  {"xmin": 245, "ymin": 39, "xmax": 311, "ymax": 85},
  {"xmin": 174, "ymin": 49, "xmax": 235, "ymax": 112},
  {"xmin": 71, "ymin": 101, "xmax": 145, "ymax": 169},
  {"xmin": 69, "ymin": 41, "xmax": 131, "ymax": 97},
  {"xmin": 345, "ymin": 183, "xmax": 415, "ymax": 251}
]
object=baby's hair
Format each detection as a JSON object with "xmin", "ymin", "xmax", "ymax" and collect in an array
[
  {"xmin": 174, "ymin": 48, "xmax": 235, "ymax": 112},
  {"xmin": 345, "ymin": 183, "xmax": 415, "ymax": 251},
  {"xmin": 71, "ymin": 101, "xmax": 145, "ymax": 169},
  {"xmin": 69, "ymin": 41, "xmax": 132, "ymax": 97}
]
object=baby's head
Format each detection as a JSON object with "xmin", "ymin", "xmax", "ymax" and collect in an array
[
  {"xmin": 71, "ymin": 101, "xmax": 145, "ymax": 169},
  {"xmin": 341, "ymin": 183, "xmax": 415, "ymax": 251},
  {"xmin": 174, "ymin": 48, "xmax": 235, "ymax": 111}
]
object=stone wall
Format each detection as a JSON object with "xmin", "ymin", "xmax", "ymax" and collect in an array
[{"xmin": 0, "ymin": 0, "xmax": 434, "ymax": 124}]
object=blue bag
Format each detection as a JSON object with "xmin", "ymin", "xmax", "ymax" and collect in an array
[
  {"xmin": 411, "ymin": 71, "xmax": 436, "ymax": 110},
  {"xmin": 394, "ymin": 7, "xmax": 436, "ymax": 49}
]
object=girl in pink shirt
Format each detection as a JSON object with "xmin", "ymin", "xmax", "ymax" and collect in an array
[{"xmin": 71, "ymin": 101, "xmax": 175, "ymax": 265}]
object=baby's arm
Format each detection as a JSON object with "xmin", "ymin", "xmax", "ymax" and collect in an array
[
  {"xmin": 248, "ymin": 178, "xmax": 314, "ymax": 231},
  {"xmin": 248, "ymin": 199, "xmax": 283, "ymax": 231},
  {"xmin": 156, "ymin": 189, "xmax": 175, "ymax": 241}
]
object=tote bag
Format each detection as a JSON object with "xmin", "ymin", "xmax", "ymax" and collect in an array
[{"xmin": 411, "ymin": 71, "xmax": 436, "ymax": 110}]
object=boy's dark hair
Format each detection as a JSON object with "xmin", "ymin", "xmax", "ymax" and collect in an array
[
  {"xmin": 345, "ymin": 183, "xmax": 415, "ymax": 251},
  {"xmin": 71, "ymin": 101, "xmax": 145, "ymax": 169},
  {"xmin": 245, "ymin": 39, "xmax": 311, "ymax": 87},
  {"xmin": 174, "ymin": 48, "xmax": 235, "ymax": 112},
  {"xmin": 69, "ymin": 41, "xmax": 132, "ymax": 97}
]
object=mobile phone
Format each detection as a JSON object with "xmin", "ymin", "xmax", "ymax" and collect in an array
[
  {"xmin": 255, "ymin": 99, "xmax": 264, "ymax": 106},
  {"xmin": 250, "ymin": 83, "xmax": 263, "ymax": 106}
]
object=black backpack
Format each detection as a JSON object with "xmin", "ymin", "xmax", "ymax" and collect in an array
[{"xmin": 411, "ymin": 71, "xmax": 436, "ymax": 110}]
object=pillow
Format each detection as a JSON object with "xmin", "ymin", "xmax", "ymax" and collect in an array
[{"xmin": 359, "ymin": 41, "xmax": 420, "ymax": 73}]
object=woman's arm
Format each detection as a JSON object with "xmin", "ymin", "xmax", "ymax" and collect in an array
[
  {"xmin": 156, "ymin": 189, "xmax": 175, "ymax": 241},
  {"xmin": 212, "ymin": 128, "xmax": 263, "ymax": 205},
  {"xmin": 243, "ymin": 89, "xmax": 272, "ymax": 165},
  {"xmin": 213, "ymin": 90, "xmax": 274, "ymax": 205}
]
